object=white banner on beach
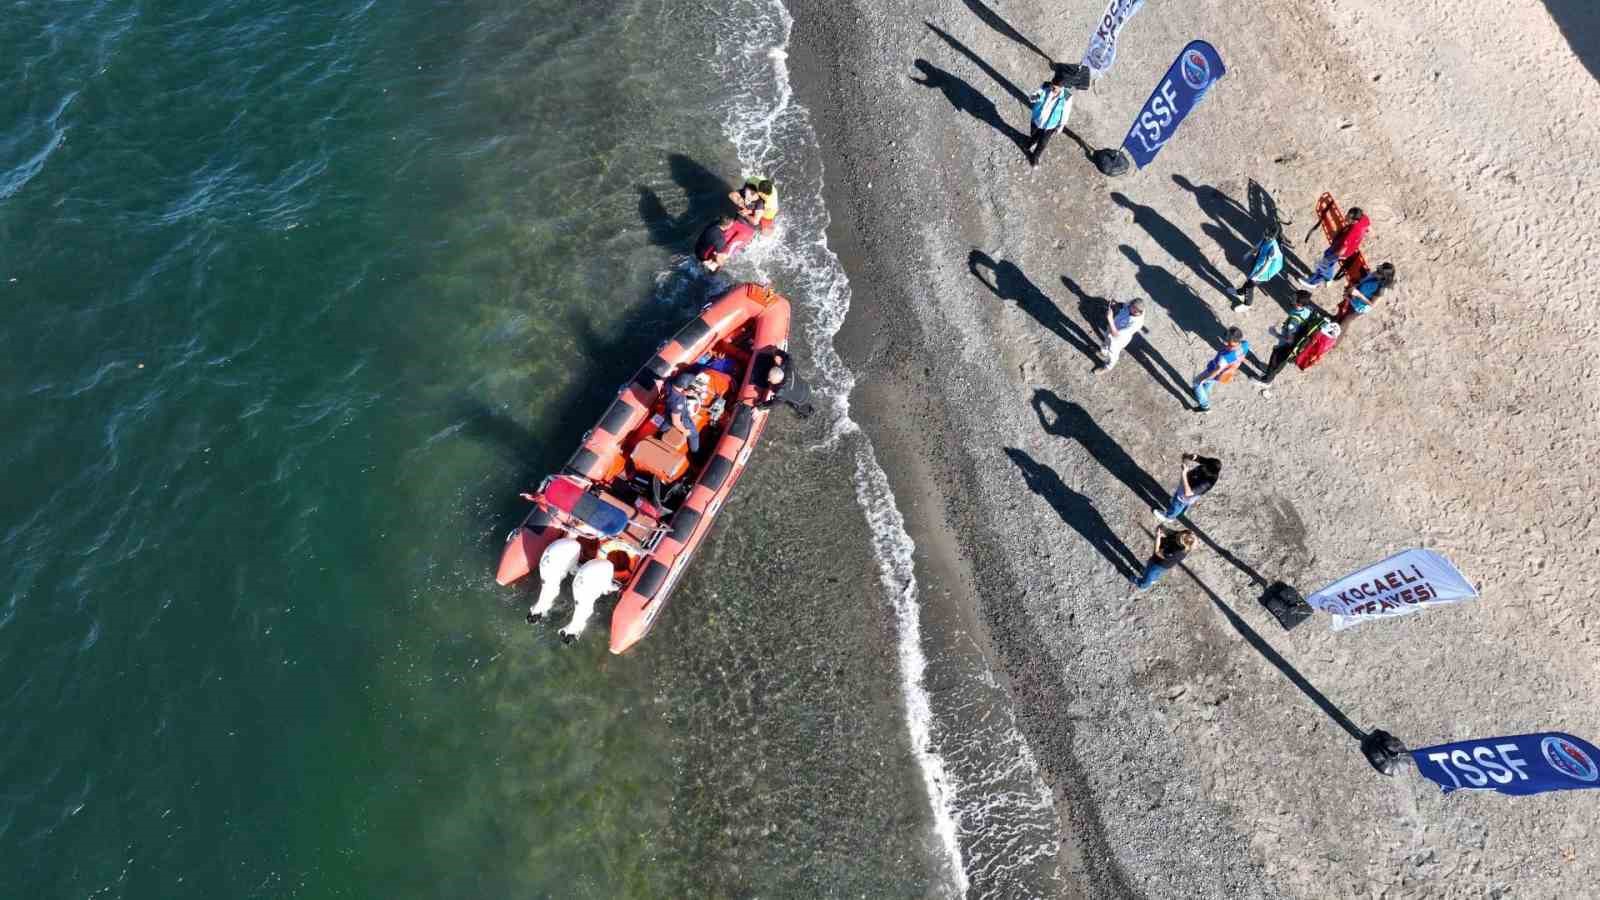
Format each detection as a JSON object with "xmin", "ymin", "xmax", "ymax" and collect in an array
[
  {"xmin": 1081, "ymin": 0, "xmax": 1146, "ymax": 79},
  {"xmin": 1306, "ymin": 549, "xmax": 1479, "ymax": 631}
]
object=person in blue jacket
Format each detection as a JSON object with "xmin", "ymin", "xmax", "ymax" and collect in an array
[
  {"xmin": 1232, "ymin": 220, "xmax": 1286, "ymax": 309},
  {"xmin": 1337, "ymin": 261, "xmax": 1396, "ymax": 324},
  {"xmin": 1023, "ymin": 71, "xmax": 1073, "ymax": 167}
]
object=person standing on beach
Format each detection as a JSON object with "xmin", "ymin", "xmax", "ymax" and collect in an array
[
  {"xmin": 1262, "ymin": 291, "xmax": 1314, "ymax": 383},
  {"xmin": 1336, "ymin": 261, "xmax": 1395, "ymax": 323},
  {"xmin": 1192, "ymin": 327, "xmax": 1249, "ymax": 412},
  {"xmin": 1157, "ymin": 452, "xmax": 1221, "ymax": 523},
  {"xmin": 1232, "ymin": 220, "xmax": 1286, "ymax": 309},
  {"xmin": 1304, "ymin": 206, "xmax": 1370, "ymax": 288},
  {"xmin": 1023, "ymin": 72, "xmax": 1072, "ymax": 167},
  {"xmin": 1096, "ymin": 299, "xmax": 1145, "ymax": 372},
  {"xmin": 1135, "ymin": 523, "xmax": 1196, "ymax": 590}
]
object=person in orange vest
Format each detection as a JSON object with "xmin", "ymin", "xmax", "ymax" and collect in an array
[{"xmin": 1191, "ymin": 327, "xmax": 1249, "ymax": 412}]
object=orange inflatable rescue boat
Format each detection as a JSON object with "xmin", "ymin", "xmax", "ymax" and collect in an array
[{"xmin": 496, "ymin": 283, "xmax": 792, "ymax": 653}]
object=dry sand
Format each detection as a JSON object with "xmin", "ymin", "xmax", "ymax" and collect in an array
[{"xmin": 790, "ymin": 0, "xmax": 1600, "ymax": 896}]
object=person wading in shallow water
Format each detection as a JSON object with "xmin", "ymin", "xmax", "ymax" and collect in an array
[
  {"xmin": 1135, "ymin": 523, "xmax": 1196, "ymax": 590},
  {"xmin": 755, "ymin": 350, "xmax": 815, "ymax": 418},
  {"xmin": 728, "ymin": 177, "xmax": 778, "ymax": 234},
  {"xmin": 1023, "ymin": 71, "xmax": 1072, "ymax": 167}
]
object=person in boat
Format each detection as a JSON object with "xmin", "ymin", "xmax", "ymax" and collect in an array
[
  {"xmin": 666, "ymin": 372, "xmax": 703, "ymax": 453},
  {"xmin": 755, "ymin": 349, "xmax": 815, "ymax": 418},
  {"xmin": 727, "ymin": 177, "xmax": 778, "ymax": 234},
  {"xmin": 694, "ymin": 216, "xmax": 754, "ymax": 272}
]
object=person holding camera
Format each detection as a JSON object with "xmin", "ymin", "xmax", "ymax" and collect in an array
[{"xmin": 1156, "ymin": 452, "xmax": 1222, "ymax": 523}]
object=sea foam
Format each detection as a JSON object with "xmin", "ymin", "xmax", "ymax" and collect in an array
[{"xmin": 709, "ymin": 1, "xmax": 1063, "ymax": 895}]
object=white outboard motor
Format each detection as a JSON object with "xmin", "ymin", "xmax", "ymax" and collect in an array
[
  {"xmin": 529, "ymin": 538, "xmax": 582, "ymax": 623},
  {"xmin": 559, "ymin": 558, "xmax": 617, "ymax": 644}
]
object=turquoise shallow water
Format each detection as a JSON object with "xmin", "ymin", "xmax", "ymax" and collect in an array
[{"xmin": 1, "ymin": 0, "xmax": 953, "ymax": 896}]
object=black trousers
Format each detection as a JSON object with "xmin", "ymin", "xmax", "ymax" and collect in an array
[
  {"xmin": 1263, "ymin": 342, "xmax": 1295, "ymax": 382},
  {"xmin": 1025, "ymin": 124, "xmax": 1054, "ymax": 159}
]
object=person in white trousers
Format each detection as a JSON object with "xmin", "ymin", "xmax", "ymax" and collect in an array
[{"xmin": 1097, "ymin": 299, "xmax": 1145, "ymax": 371}]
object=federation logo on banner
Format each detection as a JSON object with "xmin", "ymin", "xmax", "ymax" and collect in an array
[
  {"xmin": 1305, "ymin": 548, "xmax": 1478, "ymax": 631},
  {"xmin": 1082, "ymin": 0, "xmax": 1146, "ymax": 79},
  {"xmin": 1119, "ymin": 40, "xmax": 1225, "ymax": 169},
  {"xmin": 1180, "ymin": 48, "xmax": 1211, "ymax": 88},
  {"xmin": 1413, "ymin": 732, "xmax": 1600, "ymax": 796},
  {"xmin": 1542, "ymin": 735, "xmax": 1599, "ymax": 783}
]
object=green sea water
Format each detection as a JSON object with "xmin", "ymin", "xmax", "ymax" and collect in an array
[{"xmin": 0, "ymin": 0, "xmax": 953, "ymax": 896}]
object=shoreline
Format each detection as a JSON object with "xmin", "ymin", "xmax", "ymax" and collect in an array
[
  {"xmin": 786, "ymin": 3, "xmax": 1117, "ymax": 895},
  {"xmin": 786, "ymin": 0, "xmax": 1600, "ymax": 897}
]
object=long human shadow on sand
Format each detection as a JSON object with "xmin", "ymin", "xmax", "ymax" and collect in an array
[
  {"xmin": 1544, "ymin": 1, "xmax": 1600, "ymax": 87},
  {"xmin": 1119, "ymin": 244, "xmax": 1222, "ymax": 345},
  {"xmin": 925, "ymin": 21, "xmax": 1030, "ymax": 107},
  {"xmin": 968, "ymin": 250, "xmax": 1098, "ymax": 364},
  {"xmin": 1006, "ymin": 448, "xmax": 1143, "ymax": 581},
  {"xmin": 1059, "ymin": 274, "xmax": 1193, "ymax": 410},
  {"xmin": 1110, "ymin": 191, "xmax": 1236, "ymax": 300},
  {"xmin": 1170, "ymin": 174, "xmax": 1311, "ymax": 314},
  {"xmin": 911, "ymin": 59, "xmax": 1027, "ymax": 150},
  {"xmin": 636, "ymin": 153, "xmax": 734, "ymax": 251},
  {"xmin": 1179, "ymin": 561, "xmax": 1366, "ymax": 744},
  {"xmin": 1031, "ymin": 389, "xmax": 1270, "ymax": 588},
  {"xmin": 958, "ymin": 0, "xmax": 1052, "ymax": 63}
]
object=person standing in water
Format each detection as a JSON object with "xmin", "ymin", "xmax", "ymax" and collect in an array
[
  {"xmin": 1023, "ymin": 71, "xmax": 1073, "ymax": 167},
  {"xmin": 695, "ymin": 216, "xmax": 754, "ymax": 272},
  {"xmin": 729, "ymin": 177, "xmax": 778, "ymax": 234},
  {"xmin": 755, "ymin": 349, "xmax": 815, "ymax": 418}
]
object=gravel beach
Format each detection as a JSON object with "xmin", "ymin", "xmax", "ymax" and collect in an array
[{"xmin": 789, "ymin": 0, "xmax": 1600, "ymax": 896}]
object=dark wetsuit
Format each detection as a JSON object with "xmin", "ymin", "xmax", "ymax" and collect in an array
[
  {"xmin": 755, "ymin": 351, "xmax": 815, "ymax": 417},
  {"xmin": 695, "ymin": 222, "xmax": 730, "ymax": 262}
]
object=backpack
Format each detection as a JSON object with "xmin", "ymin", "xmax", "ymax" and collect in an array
[
  {"xmin": 1092, "ymin": 148, "xmax": 1130, "ymax": 177},
  {"xmin": 1052, "ymin": 63, "xmax": 1092, "ymax": 90}
]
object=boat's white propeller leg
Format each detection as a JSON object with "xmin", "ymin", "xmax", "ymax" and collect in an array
[
  {"xmin": 560, "ymin": 558, "xmax": 618, "ymax": 644},
  {"xmin": 530, "ymin": 538, "xmax": 582, "ymax": 623}
]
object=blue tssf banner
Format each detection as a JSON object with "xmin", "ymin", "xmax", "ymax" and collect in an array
[
  {"xmin": 1121, "ymin": 40, "xmax": 1225, "ymax": 168},
  {"xmin": 1412, "ymin": 732, "xmax": 1600, "ymax": 796}
]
